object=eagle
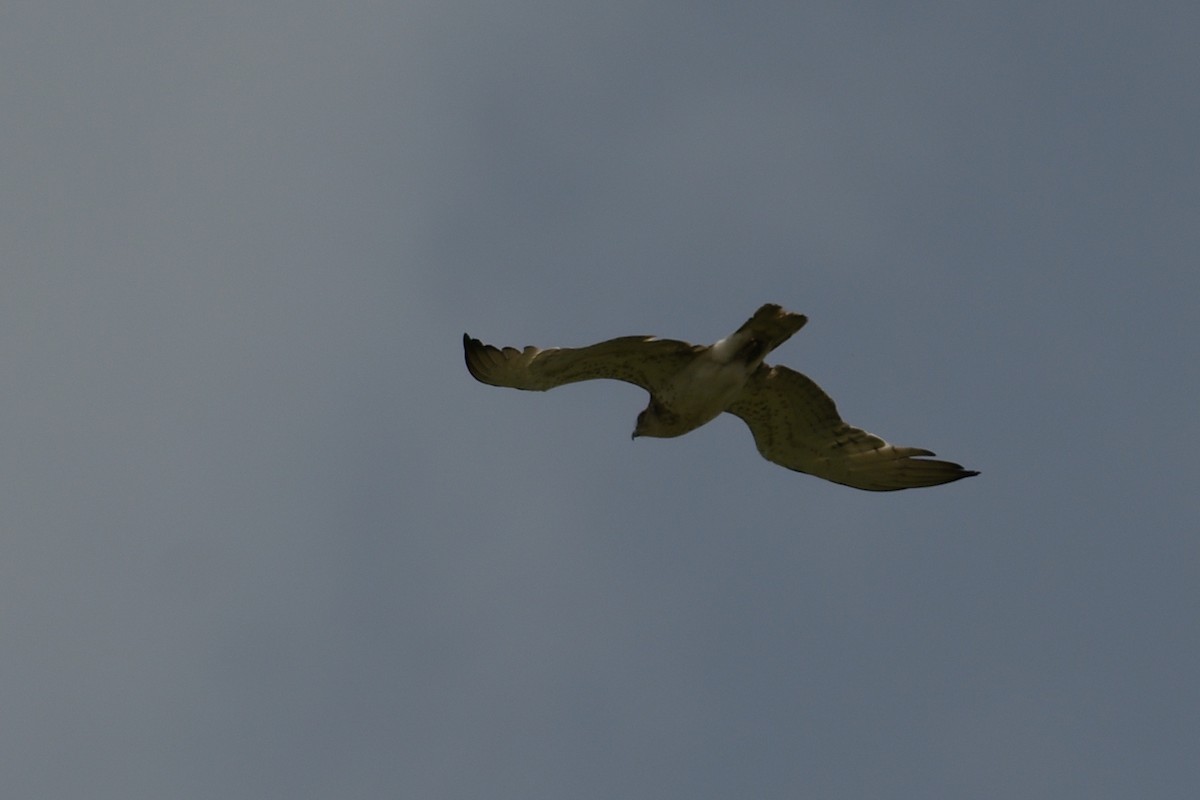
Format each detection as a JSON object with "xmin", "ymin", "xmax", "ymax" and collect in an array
[{"xmin": 463, "ymin": 304, "xmax": 978, "ymax": 491}]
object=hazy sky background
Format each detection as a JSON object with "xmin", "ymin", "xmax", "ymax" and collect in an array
[{"xmin": 2, "ymin": 2, "xmax": 1197, "ymax": 798}]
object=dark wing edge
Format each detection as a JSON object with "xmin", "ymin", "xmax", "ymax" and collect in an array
[
  {"xmin": 463, "ymin": 333, "xmax": 699, "ymax": 392},
  {"xmin": 726, "ymin": 365, "xmax": 979, "ymax": 491}
]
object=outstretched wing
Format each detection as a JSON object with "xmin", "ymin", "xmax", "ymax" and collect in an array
[
  {"xmin": 463, "ymin": 333, "xmax": 700, "ymax": 393},
  {"xmin": 726, "ymin": 365, "xmax": 978, "ymax": 491}
]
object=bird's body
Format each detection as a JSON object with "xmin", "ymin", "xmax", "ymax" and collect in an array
[
  {"xmin": 463, "ymin": 304, "xmax": 978, "ymax": 491},
  {"xmin": 627, "ymin": 304, "xmax": 808, "ymax": 438},
  {"xmin": 642, "ymin": 352, "xmax": 751, "ymax": 436}
]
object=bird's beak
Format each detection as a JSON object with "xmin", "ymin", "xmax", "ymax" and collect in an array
[{"xmin": 631, "ymin": 431, "xmax": 639, "ymax": 440}]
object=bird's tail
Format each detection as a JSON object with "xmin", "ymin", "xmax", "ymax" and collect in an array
[{"xmin": 722, "ymin": 303, "xmax": 807, "ymax": 365}]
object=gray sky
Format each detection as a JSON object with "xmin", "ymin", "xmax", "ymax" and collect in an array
[{"xmin": 2, "ymin": 2, "xmax": 1197, "ymax": 798}]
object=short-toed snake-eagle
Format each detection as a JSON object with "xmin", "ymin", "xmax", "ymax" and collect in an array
[{"xmin": 464, "ymin": 304, "xmax": 978, "ymax": 491}]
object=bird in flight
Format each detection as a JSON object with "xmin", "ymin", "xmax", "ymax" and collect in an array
[{"xmin": 463, "ymin": 304, "xmax": 978, "ymax": 491}]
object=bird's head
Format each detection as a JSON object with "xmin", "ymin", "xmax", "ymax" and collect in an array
[{"xmin": 631, "ymin": 401, "xmax": 683, "ymax": 439}]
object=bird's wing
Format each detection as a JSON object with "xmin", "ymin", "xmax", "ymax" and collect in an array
[
  {"xmin": 463, "ymin": 333, "xmax": 701, "ymax": 393},
  {"xmin": 726, "ymin": 365, "xmax": 978, "ymax": 491}
]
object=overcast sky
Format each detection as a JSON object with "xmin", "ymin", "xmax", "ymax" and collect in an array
[{"xmin": 2, "ymin": 2, "xmax": 1197, "ymax": 798}]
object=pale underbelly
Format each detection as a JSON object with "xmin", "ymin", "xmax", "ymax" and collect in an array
[{"xmin": 659, "ymin": 361, "xmax": 749, "ymax": 423}]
